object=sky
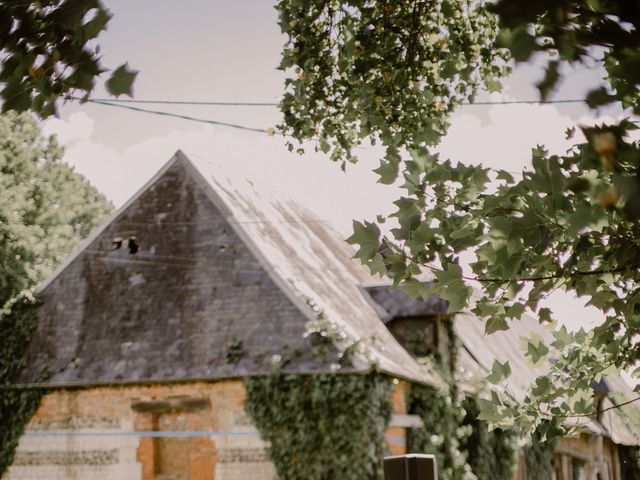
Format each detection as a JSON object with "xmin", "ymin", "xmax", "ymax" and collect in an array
[{"xmin": 40, "ymin": 0, "xmax": 632, "ymax": 331}]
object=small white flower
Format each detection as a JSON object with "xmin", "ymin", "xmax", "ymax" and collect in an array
[{"xmin": 270, "ymin": 354, "xmax": 282, "ymax": 365}]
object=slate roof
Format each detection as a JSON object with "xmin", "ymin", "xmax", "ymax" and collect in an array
[
  {"xmin": 362, "ymin": 283, "xmax": 449, "ymax": 322},
  {"xmin": 19, "ymin": 151, "xmax": 438, "ymax": 387}
]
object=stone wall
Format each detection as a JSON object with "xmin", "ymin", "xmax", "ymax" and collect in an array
[
  {"xmin": 5, "ymin": 380, "xmax": 276, "ymax": 480},
  {"xmin": 6, "ymin": 378, "xmax": 409, "ymax": 480}
]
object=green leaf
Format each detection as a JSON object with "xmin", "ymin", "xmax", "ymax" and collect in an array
[
  {"xmin": 536, "ymin": 61, "xmax": 559, "ymax": 100},
  {"xmin": 538, "ymin": 307, "xmax": 553, "ymax": 323},
  {"xmin": 434, "ymin": 264, "xmax": 471, "ymax": 313},
  {"xmin": 486, "ymin": 360, "xmax": 511, "ymax": 384},
  {"xmin": 585, "ymin": 87, "xmax": 616, "ymax": 108},
  {"xmin": 552, "ymin": 325, "xmax": 572, "ymax": 349},
  {"xmin": 399, "ymin": 278, "xmax": 429, "ymax": 300},
  {"xmin": 105, "ymin": 63, "xmax": 138, "ymax": 97},
  {"xmin": 367, "ymin": 253, "xmax": 387, "ymax": 277},
  {"xmin": 496, "ymin": 170, "xmax": 515, "ymax": 183},
  {"xmin": 373, "ymin": 158, "xmax": 399, "ymax": 185},
  {"xmin": 485, "ymin": 315, "xmax": 509, "ymax": 334},
  {"xmin": 345, "ymin": 221, "xmax": 380, "ymax": 262},
  {"xmin": 531, "ymin": 376, "xmax": 552, "ymax": 397},
  {"xmin": 498, "ymin": 27, "xmax": 538, "ymax": 62},
  {"xmin": 83, "ymin": 7, "xmax": 112, "ymax": 40},
  {"xmin": 521, "ymin": 333, "xmax": 550, "ymax": 366},
  {"xmin": 567, "ymin": 205, "xmax": 601, "ymax": 237},
  {"xmin": 485, "ymin": 77, "xmax": 502, "ymax": 93}
]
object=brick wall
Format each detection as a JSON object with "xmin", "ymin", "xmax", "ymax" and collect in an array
[
  {"xmin": 5, "ymin": 380, "xmax": 276, "ymax": 480},
  {"xmin": 386, "ymin": 380, "xmax": 409, "ymax": 456},
  {"xmin": 7, "ymin": 378, "xmax": 409, "ymax": 480}
]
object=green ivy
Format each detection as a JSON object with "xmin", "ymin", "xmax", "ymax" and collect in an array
[
  {"xmin": 407, "ymin": 320, "xmax": 516, "ymax": 480},
  {"xmin": 461, "ymin": 397, "xmax": 516, "ymax": 480},
  {"xmin": 523, "ymin": 431, "xmax": 556, "ymax": 480},
  {"xmin": 244, "ymin": 372, "xmax": 392, "ymax": 480},
  {"xmin": 406, "ymin": 317, "xmax": 475, "ymax": 479},
  {"xmin": 406, "ymin": 383, "xmax": 474, "ymax": 480},
  {"xmin": 0, "ymin": 293, "xmax": 48, "ymax": 476}
]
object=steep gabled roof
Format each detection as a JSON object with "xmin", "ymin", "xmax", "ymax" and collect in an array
[{"xmin": 20, "ymin": 151, "xmax": 438, "ymax": 387}]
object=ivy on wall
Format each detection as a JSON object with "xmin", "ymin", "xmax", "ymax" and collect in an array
[
  {"xmin": 244, "ymin": 372, "xmax": 392, "ymax": 480},
  {"xmin": 523, "ymin": 431, "xmax": 557, "ymax": 480},
  {"xmin": 407, "ymin": 319, "xmax": 473, "ymax": 480},
  {"xmin": 406, "ymin": 383, "xmax": 475, "ymax": 480},
  {"xmin": 407, "ymin": 318, "xmax": 517, "ymax": 480},
  {"xmin": 461, "ymin": 397, "xmax": 516, "ymax": 480},
  {"xmin": 0, "ymin": 294, "xmax": 48, "ymax": 476}
]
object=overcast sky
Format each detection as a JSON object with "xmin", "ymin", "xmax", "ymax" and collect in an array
[{"xmin": 40, "ymin": 0, "xmax": 633, "ymax": 330}]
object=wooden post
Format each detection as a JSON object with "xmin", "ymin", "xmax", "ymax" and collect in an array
[{"xmin": 383, "ymin": 454, "xmax": 438, "ymax": 480}]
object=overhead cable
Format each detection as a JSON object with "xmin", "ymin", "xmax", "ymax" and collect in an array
[
  {"xmin": 69, "ymin": 96, "xmax": 587, "ymax": 134},
  {"xmin": 77, "ymin": 97, "xmax": 586, "ymax": 107},
  {"xmin": 76, "ymin": 98, "xmax": 269, "ymax": 133}
]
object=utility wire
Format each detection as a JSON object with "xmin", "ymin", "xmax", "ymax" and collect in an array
[
  {"xmin": 466, "ymin": 98, "xmax": 584, "ymax": 105},
  {"xmin": 79, "ymin": 98, "xmax": 280, "ymax": 106},
  {"xmin": 77, "ymin": 97, "xmax": 586, "ymax": 107},
  {"xmin": 70, "ymin": 96, "xmax": 587, "ymax": 134},
  {"xmin": 80, "ymin": 99, "xmax": 269, "ymax": 133}
]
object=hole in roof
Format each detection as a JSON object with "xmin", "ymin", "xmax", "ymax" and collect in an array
[{"xmin": 128, "ymin": 237, "xmax": 139, "ymax": 255}]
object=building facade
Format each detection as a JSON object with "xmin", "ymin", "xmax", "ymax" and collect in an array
[{"xmin": 6, "ymin": 151, "xmax": 639, "ymax": 480}]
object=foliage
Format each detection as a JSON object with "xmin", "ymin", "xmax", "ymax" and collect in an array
[
  {"xmin": 0, "ymin": 1, "xmax": 137, "ymax": 117},
  {"xmin": 406, "ymin": 321, "xmax": 469, "ymax": 480},
  {"xmin": 492, "ymin": 1, "xmax": 640, "ymax": 111},
  {"xmin": 276, "ymin": 0, "xmax": 640, "ymax": 436},
  {"xmin": 0, "ymin": 294, "xmax": 46, "ymax": 476},
  {"xmin": 460, "ymin": 397, "xmax": 516, "ymax": 480},
  {"xmin": 0, "ymin": 111, "xmax": 111, "ymax": 475},
  {"xmin": 523, "ymin": 431, "xmax": 556, "ymax": 480},
  {"xmin": 406, "ymin": 383, "xmax": 475, "ymax": 480},
  {"xmin": 407, "ymin": 321, "xmax": 515, "ymax": 480},
  {"xmin": 0, "ymin": 111, "xmax": 112, "ymax": 307},
  {"xmin": 244, "ymin": 372, "xmax": 392, "ymax": 480},
  {"xmin": 276, "ymin": 0, "xmax": 509, "ymax": 174}
]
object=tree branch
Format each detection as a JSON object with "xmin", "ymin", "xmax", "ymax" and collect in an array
[
  {"xmin": 558, "ymin": 395, "xmax": 640, "ymax": 419},
  {"xmin": 474, "ymin": 264, "xmax": 638, "ymax": 284}
]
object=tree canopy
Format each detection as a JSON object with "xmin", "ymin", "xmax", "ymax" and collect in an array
[
  {"xmin": 276, "ymin": 0, "xmax": 640, "ymax": 436},
  {"xmin": 0, "ymin": 1, "xmax": 136, "ymax": 117},
  {"xmin": 0, "ymin": 111, "xmax": 112, "ymax": 307},
  {"xmin": 0, "ymin": 111, "xmax": 112, "ymax": 474}
]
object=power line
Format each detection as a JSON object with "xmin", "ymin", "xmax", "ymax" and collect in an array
[
  {"xmin": 74, "ymin": 97, "xmax": 586, "ymax": 107},
  {"xmin": 466, "ymin": 98, "xmax": 584, "ymax": 105},
  {"xmin": 70, "ymin": 96, "xmax": 587, "ymax": 135},
  {"xmin": 78, "ymin": 98, "xmax": 280, "ymax": 107},
  {"xmin": 79, "ymin": 99, "xmax": 269, "ymax": 133}
]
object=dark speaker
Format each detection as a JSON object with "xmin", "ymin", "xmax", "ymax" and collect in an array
[{"xmin": 383, "ymin": 454, "xmax": 438, "ymax": 480}]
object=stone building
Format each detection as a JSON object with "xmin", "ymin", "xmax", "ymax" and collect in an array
[
  {"xmin": 6, "ymin": 151, "xmax": 639, "ymax": 480},
  {"xmin": 6, "ymin": 151, "xmax": 435, "ymax": 480}
]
